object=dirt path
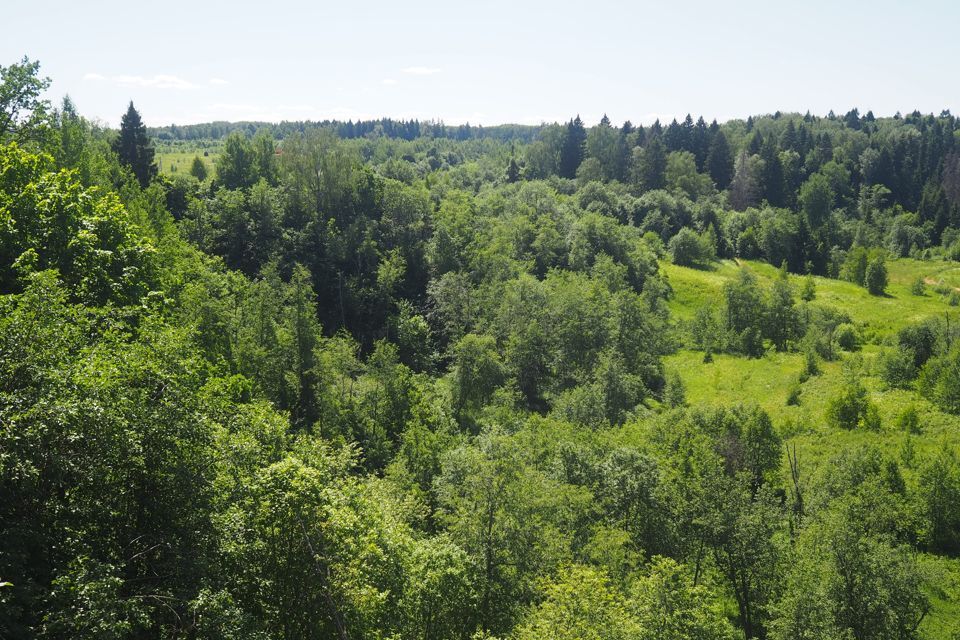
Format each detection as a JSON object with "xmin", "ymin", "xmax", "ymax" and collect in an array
[{"xmin": 924, "ymin": 277, "xmax": 960, "ymax": 293}]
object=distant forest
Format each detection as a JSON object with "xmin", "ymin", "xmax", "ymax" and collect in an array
[{"xmin": 149, "ymin": 119, "xmax": 544, "ymax": 142}]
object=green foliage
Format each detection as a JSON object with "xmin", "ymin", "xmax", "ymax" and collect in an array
[
  {"xmin": 799, "ymin": 172, "xmax": 833, "ymax": 228},
  {"xmin": 0, "ymin": 143, "xmax": 156, "ymax": 304},
  {"xmin": 841, "ymin": 246, "xmax": 870, "ymax": 285},
  {"xmin": 919, "ymin": 346, "xmax": 960, "ymax": 414},
  {"xmin": 668, "ymin": 227, "xmax": 715, "ymax": 267},
  {"xmin": 5, "ymin": 84, "xmax": 960, "ymax": 638},
  {"xmin": 800, "ymin": 274, "xmax": 816, "ymax": 301},
  {"xmin": 775, "ymin": 494, "xmax": 929, "ymax": 640},
  {"xmin": 216, "ymin": 131, "xmax": 258, "ymax": 189},
  {"xmin": 826, "ymin": 372, "xmax": 880, "ymax": 430},
  {"xmin": 917, "ymin": 446, "xmax": 960, "ymax": 555},
  {"xmin": 189, "ymin": 154, "xmax": 208, "ymax": 181},
  {"xmin": 112, "ymin": 102, "xmax": 156, "ymax": 187},
  {"xmin": 630, "ymin": 556, "xmax": 735, "ymax": 640},
  {"xmin": 663, "ymin": 370, "xmax": 686, "ymax": 408},
  {"xmin": 834, "ymin": 322, "xmax": 860, "ymax": 351},
  {"xmin": 558, "ymin": 116, "xmax": 586, "ymax": 179},
  {"xmin": 723, "ymin": 268, "xmax": 765, "ymax": 357},
  {"xmin": 865, "ymin": 253, "xmax": 889, "ymax": 295},
  {"xmin": 0, "ymin": 56, "xmax": 52, "ymax": 144},
  {"xmin": 911, "ymin": 276, "xmax": 927, "ymax": 296},
  {"xmin": 515, "ymin": 565, "xmax": 638, "ymax": 640},
  {"xmin": 880, "ymin": 347, "xmax": 917, "ymax": 389},
  {"xmin": 895, "ymin": 404, "xmax": 922, "ymax": 434}
]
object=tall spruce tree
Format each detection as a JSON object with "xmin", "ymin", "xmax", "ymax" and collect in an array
[
  {"xmin": 706, "ymin": 130, "xmax": 734, "ymax": 190},
  {"xmin": 760, "ymin": 137, "xmax": 785, "ymax": 206},
  {"xmin": 558, "ymin": 115, "xmax": 586, "ymax": 178},
  {"xmin": 112, "ymin": 101, "xmax": 156, "ymax": 187},
  {"xmin": 634, "ymin": 136, "xmax": 667, "ymax": 191}
]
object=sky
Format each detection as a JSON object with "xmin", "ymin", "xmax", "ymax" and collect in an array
[{"xmin": 4, "ymin": 0, "xmax": 960, "ymax": 128}]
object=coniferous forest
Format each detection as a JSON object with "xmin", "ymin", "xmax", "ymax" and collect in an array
[{"xmin": 4, "ymin": 56, "xmax": 960, "ymax": 639}]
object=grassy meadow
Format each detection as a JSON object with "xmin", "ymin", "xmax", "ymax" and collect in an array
[
  {"xmin": 156, "ymin": 142, "xmax": 220, "ymax": 176},
  {"xmin": 662, "ymin": 257, "xmax": 960, "ymax": 634}
]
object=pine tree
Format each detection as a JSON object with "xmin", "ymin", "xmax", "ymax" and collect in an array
[
  {"xmin": 706, "ymin": 130, "xmax": 734, "ymax": 190},
  {"xmin": 616, "ymin": 120, "xmax": 635, "ymax": 182},
  {"xmin": 558, "ymin": 115, "xmax": 586, "ymax": 179},
  {"xmin": 633, "ymin": 137, "xmax": 666, "ymax": 192},
  {"xmin": 505, "ymin": 157, "xmax": 521, "ymax": 183},
  {"xmin": 112, "ymin": 101, "xmax": 156, "ymax": 188},
  {"xmin": 760, "ymin": 138, "xmax": 785, "ymax": 206},
  {"xmin": 780, "ymin": 120, "xmax": 798, "ymax": 151},
  {"xmin": 693, "ymin": 116, "xmax": 709, "ymax": 169},
  {"xmin": 190, "ymin": 155, "xmax": 208, "ymax": 182}
]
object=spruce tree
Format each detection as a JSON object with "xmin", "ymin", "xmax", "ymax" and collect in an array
[
  {"xmin": 634, "ymin": 137, "xmax": 666, "ymax": 192},
  {"xmin": 693, "ymin": 116, "xmax": 709, "ymax": 169},
  {"xmin": 558, "ymin": 115, "xmax": 586, "ymax": 179},
  {"xmin": 505, "ymin": 157, "xmax": 521, "ymax": 183},
  {"xmin": 112, "ymin": 101, "xmax": 156, "ymax": 187},
  {"xmin": 706, "ymin": 130, "xmax": 734, "ymax": 190},
  {"xmin": 760, "ymin": 138, "xmax": 785, "ymax": 206},
  {"xmin": 190, "ymin": 155, "xmax": 208, "ymax": 182}
]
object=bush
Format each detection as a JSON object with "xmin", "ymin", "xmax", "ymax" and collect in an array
[
  {"xmin": 895, "ymin": 405, "xmax": 921, "ymax": 434},
  {"xmin": 834, "ymin": 323, "xmax": 860, "ymax": 351},
  {"xmin": 864, "ymin": 254, "xmax": 888, "ymax": 295},
  {"xmin": 802, "ymin": 347, "xmax": 820, "ymax": 379},
  {"xmin": 826, "ymin": 377, "xmax": 879, "ymax": 430},
  {"xmin": 800, "ymin": 275, "xmax": 816, "ymax": 301},
  {"xmin": 897, "ymin": 321, "xmax": 940, "ymax": 372},
  {"xmin": 840, "ymin": 246, "xmax": 868, "ymax": 284},
  {"xmin": 911, "ymin": 277, "xmax": 926, "ymax": 296},
  {"xmin": 786, "ymin": 381, "xmax": 801, "ymax": 406},
  {"xmin": 879, "ymin": 347, "xmax": 917, "ymax": 389},
  {"xmin": 668, "ymin": 227, "xmax": 712, "ymax": 267},
  {"xmin": 919, "ymin": 348, "xmax": 960, "ymax": 414},
  {"xmin": 663, "ymin": 371, "xmax": 686, "ymax": 408}
]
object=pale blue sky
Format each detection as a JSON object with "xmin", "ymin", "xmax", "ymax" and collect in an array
[{"xmin": 4, "ymin": 0, "xmax": 959, "ymax": 128}]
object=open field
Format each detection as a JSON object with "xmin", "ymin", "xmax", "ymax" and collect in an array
[
  {"xmin": 663, "ymin": 257, "xmax": 960, "ymax": 634},
  {"xmin": 155, "ymin": 141, "xmax": 221, "ymax": 176}
]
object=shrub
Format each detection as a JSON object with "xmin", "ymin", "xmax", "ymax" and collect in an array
[
  {"xmin": 786, "ymin": 381, "xmax": 801, "ymax": 406},
  {"xmin": 826, "ymin": 377, "xmax": 879, "ymax": 430},
  {"xmin": 668, "ymin": 228, "xmax": 711, "ymax": 267},
  {"xmin": 895, "ymin": 405, "xmax": 921, "ymax": 434},
  {"xmin": 800, "ymin": 275, "xmax": 816, "ymax": 301},
  {"xmin": 911, "ymin": 277, "xmax": 926, "ymax": 296},
  {"xmin": 879, "ymin": 347, "xmax": 917, "ymax": 389},
  {"xmin": 919, "ymin": 348, "xmax": 960, "ymax": 414},
  {"xmin": 663, "ymin": 371, "xmax": 686, "ymax": 408},
  {"xmin": 834, "ymin": 323, "xmax": 860, "ymax": 351},
  {"xmin": 802, "ymin": 347, "xmax": 820, "ymax": 379},
  {"xmin": 864, "ymin": 254, "xmax": 888, "ymax": 295}
]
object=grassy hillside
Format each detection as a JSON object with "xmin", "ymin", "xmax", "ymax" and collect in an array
[{"xmin": 663, "ymin": 257, "xmax": 960, "ymax": 635}]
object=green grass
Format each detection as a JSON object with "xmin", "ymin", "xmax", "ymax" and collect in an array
[
  {"xmin": 157, "ymin": 150, "xmax": 218, "ymax": 177},
  {"xmin": 661, "ymin": 257, "xmax": 960, "ymax": 637},
  {"xmin": 662, "ymin": 257, "xmax": 957, "ymax": 333}
]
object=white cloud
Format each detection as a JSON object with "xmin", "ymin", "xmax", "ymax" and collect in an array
[
  {"xmin": 82, "ymin": 73, "xmax": 198, "ymax": 90},
  {"xmin": 209, "ymin": 78, "xmax": 229, "ymax": 86},
  {"xmin": 402, "ymin": 66, "xmax": 441, "ymax": 75},
  {"xmin": 116, "ymin": 74, "xmax": 197, "ymax": 90},
  {"xmin": 382, "ymin": 78, "xmax": 398, "ymax": 85}
]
